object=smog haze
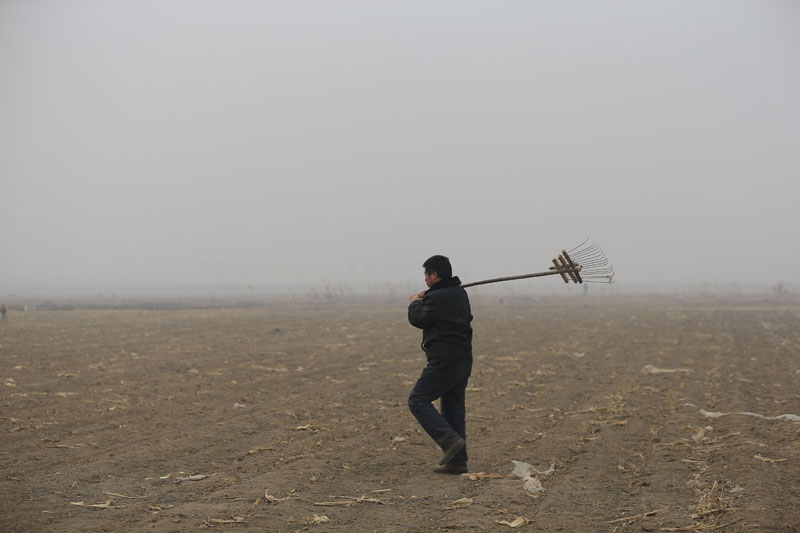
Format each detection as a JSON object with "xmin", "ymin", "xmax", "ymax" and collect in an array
[{"xmin": 2, "ymin": 1, "xmax": 798, "ymax": 295}]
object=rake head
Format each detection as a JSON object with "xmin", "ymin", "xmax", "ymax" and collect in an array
[
  {"xmin": 459, "ymin": 239, "xmax": 615, "ymax": 289},
  {"xmin": 550, "ymin": 239, "xmax": 615, "ymax": 284}
]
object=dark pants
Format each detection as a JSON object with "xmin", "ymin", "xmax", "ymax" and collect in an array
[{"xmin": 408, "ymin": 353, "xmax": 472, "ymax": 465}]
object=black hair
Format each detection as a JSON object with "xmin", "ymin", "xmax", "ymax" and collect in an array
[{"xmin": 423, "ymin": 255, "xmax": 452, "ymax": 280}]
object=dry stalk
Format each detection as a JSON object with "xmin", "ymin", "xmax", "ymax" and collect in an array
[
  {"xmin": 102, "ymin": 491, "xmax": 148, "ymax": 500},
  {"xmin": 754, "ymin": 454, "xmax": 786, "ymax": 464},
  {"xmin": 70, "ymin": 500, "xmax": 118, "ymax": 509},
  {"xmin": 204, "ymin": 516, "xmax": 246, "ymax": 526},
  {"xmin": 660, "ymin": 520, "xmax": 739, "ymax": 531},
  {"xmin": 314, "ymin": 495, "xmax": 385, "ymax": 506},
  {"xmin": 462, "ymin": 472, "xmax": 509, "ymax": 480},
  {"xmin": 606, "ymin": 507, "xmax": 668, "ymax": 524},
  {"xmin": 653, "ymin": 440, "xmax": 692, "ymax": 448}
]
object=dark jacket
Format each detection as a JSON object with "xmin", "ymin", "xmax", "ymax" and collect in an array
[{"xmin": 408, "ymin": 276, "xmax": 473, "ymax": 358}]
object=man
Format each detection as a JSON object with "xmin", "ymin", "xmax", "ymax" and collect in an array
[{"xmin": 408, "ymin": 255, "xmax": 473, "ymax": 474}]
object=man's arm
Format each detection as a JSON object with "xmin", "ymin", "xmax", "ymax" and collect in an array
[
  {"xmin": 408, "ymin": 290, "xmax": 426, "ymax": 303},
  {"xmin": 408, "ymin": 293, "xmax": 437, "ymax": 329}
]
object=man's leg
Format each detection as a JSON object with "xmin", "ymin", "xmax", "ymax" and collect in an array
[
  {"xmin": 440, "ymin": 365, "xmax": 470, "ymax": 465},
  {"xmin": 408, "ymin": 357, "xmax": 470, "ymax": 452}
]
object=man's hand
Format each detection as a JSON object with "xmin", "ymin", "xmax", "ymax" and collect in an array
[{"xmin": 408, "ymin": 290, "xmax": 426, "ymax": 303}]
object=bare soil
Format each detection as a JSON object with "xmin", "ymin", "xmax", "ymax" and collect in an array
[{"xmin": 1, "ymin": 295, "xmax": 799, "ymax": 532}]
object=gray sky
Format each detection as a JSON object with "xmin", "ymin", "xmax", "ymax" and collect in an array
[{"xmin": 2, "ymin": 1, "xmax": 799, "ymax": 294}]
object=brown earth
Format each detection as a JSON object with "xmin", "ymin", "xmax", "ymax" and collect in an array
[{"xmin": 1, "ymin": 295, "xmax": 799, "ymax": 532}]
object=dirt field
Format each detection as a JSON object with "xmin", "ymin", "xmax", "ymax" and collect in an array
[{"xmin": 1, "ymin": 294, "xmax": 799, "ymax": 532}]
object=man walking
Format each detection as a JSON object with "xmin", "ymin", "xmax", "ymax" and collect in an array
[{"xmin": 408, "ymin": 255, "xmax": 473, "ymax": 474}]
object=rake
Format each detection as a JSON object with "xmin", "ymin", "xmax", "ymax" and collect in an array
[{"xmin": 461, "ymin": 239, "xmax": 615, "ymax": 289}]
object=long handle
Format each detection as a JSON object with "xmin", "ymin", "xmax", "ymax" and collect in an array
[{"xmin": 461, "ymin": 268, "xmax": 581, "ymax": 288}]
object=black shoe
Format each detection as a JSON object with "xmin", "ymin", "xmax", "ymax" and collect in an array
[
  {"xmin": 433, "ymin": 463, "xmax": 468, "ymax": 474},
  {"xmin": 439, "ymin": 437, "xmax": 466, "ymax": 466}
]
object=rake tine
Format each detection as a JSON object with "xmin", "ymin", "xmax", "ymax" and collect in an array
[
  {"xmin": 569, "ymin": 247, "xmax": 600, "ymax": 260},
  {"xmin": 573, "ymin": 252, "xmax": 606, "ymax": 261},
  {"xmin": 575, "ymin": 250, "xmax": 609, "ymax": 262},
  {"xmin": 581, "ymin": 272, "xmax": 614, "ymax": 279},
  {"xmin": 568, "ymin": 241, "xmax": 599, "ymax": 254},
  {"xmin": 583, "ymin": 267, "xmax": 615, "ymax": 275},
  {"xmin": 580, "ymin": 262, "xmax": 607, "ymax": 270},
  {"xmin": 571, "ymin": 251, "xmax": 603, "ymax": 263},
  {"xmin": 566, "ymin": 236, "xmax": 590, "ymax": 255},
  {"xmin": 583, "ymin": 264, "xmax": 614, "ymax": 272},
  {"xmin": 570, "ymin": 247, "xmax": 603, "ymax": 260},
  {"xmin": 575, "ymin": 259, "xmax": 610, "ymax": 268}
]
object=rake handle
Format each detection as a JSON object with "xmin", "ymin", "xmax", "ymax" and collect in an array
[{"xmin": 461, "ymin": 268, "xmax": 582, "ymax": 288}]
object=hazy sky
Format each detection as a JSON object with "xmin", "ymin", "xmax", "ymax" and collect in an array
[{"xmin": 2, "ymin": 1, "xmax": 798, "ymax": 293}]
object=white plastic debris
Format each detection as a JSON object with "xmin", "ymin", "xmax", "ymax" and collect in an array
[
  {"xmin": 511, "ymin": 460, "xmax": 554, "ymax": 495},
  {"xmin": 512, "ymin": 460, "xmax": 555, "ymax": 479},
  {"xmin": 523, "ymin": 477, "xmax": 544, "ymax": 494},
  {"xmin": 699, "ymin": 409, "xmax": 800, "ymax": 423}
]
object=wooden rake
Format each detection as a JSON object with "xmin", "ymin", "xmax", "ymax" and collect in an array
[{"xmin": 461, "ymin": 239, "xmax": 614, "ymax": 289}]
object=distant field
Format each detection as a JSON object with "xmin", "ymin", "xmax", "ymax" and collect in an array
[{"xmin": 1, "ymin": 295, "xmax": 799, "ymax": 532}]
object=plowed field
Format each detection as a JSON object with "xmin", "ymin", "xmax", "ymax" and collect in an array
[{"xmin": 2, "ymin": 295, "xmax": 799, "ymax": 532}]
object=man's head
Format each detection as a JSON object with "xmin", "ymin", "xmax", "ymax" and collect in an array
[{"xmin": 423, "ymin": 255, "xmax": 452, "ymax": 288}]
